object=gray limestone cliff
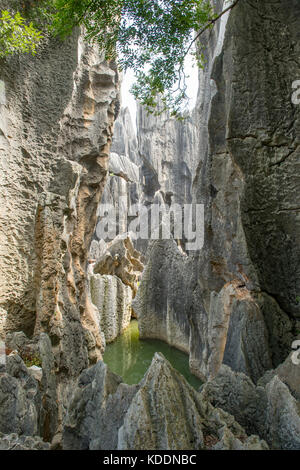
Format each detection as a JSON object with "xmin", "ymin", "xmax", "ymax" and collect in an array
[
  {"xmin": 133, "ymin": 0, "xmax": 300, "ymax": 385},
  {"xmin": 201, "ymin": 359, "xmax": 300, "ymax": 450},
  {"xmin": 0, "ymin": 0, "xmax": 299, "ymax": 452},
  {"xmin": 0, "ymin": 28, "xmax": 119, "ymax": 366},
  {"xmin": 63, "ymin": 353, "xmax": 268, "ymax": 450},
  {"xmin": 0, "ymin": 2, "xmax": 120, "ymax": 443}
]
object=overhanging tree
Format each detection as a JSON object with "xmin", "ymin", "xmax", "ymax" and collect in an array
[
  {"xmin": 0, "ymin": 0, "xmax": 241, "ymax": 115},
  {"xmin": 0, "ymin": 9, "xmax": 43, "ymax": 58}
]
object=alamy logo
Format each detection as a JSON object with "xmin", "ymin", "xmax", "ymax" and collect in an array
[
  {"xmin": 291, "ymin": 340, "xmax": 300, "ymax": 365},
  {"xmin": 291, "ymin": 80, "xmax": 300, "ymax": 105},
  {"xmin": 96, "ymin": 199, "xmax": 205, "ymax": 251}
]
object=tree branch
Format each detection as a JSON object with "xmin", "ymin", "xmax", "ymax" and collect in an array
[{"xmin": 184, "ymin": 0, "xmax": 241, "ymax": 59}]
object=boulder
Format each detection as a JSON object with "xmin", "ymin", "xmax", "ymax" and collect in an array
[
  {"xmin": 63, "ymin": 361, "xmax": 138, "ymax": 450},
  {"xmin": 201, "ymin": 362, "xmax": 300, "ymax": 450},
  {"xmin": 0, "ymin": 432, "xmax": 50, "ymax": 450},
  {"xmin": 0, "ymin": 354, "xmax": 40, "ymax": 436},
  {"xmin": 63, "ymin": 353, "xmax": 268, "ymax": 450}
]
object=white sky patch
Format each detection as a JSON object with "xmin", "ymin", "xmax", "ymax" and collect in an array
[{"xmin": 121, "ymin": 53, "xmax": 199, "ymax": 132}]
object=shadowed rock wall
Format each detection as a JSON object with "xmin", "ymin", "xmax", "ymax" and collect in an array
[
  {"xmin": 0, "ymin": 16, "xmax": 119, "ymax": 382},
  {"xmin": 134, "ymin": 0, "xmax": 300, "ymax": 383}
]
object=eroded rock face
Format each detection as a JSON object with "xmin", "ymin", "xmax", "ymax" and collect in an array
[
  {"xmin": 133, "ymin": 0, "xmax": 300, "ymax": 383},
  {"xmin": 0, "ymin": 355, "xmax": 40, "ymax": 437},
  {"xmin": 137, "ymin": 101, "xmax": 199, "ymax": 207},
  {"xmin": 260, "ymin": 352, "xmax": 300, "ymax": 402},
  {"xmin": 63, "ymin": 353, "xmax": 268, "ymax": 450},
  {"xmin": 63, "ymin": 360, "xmax": 138, "ymax": 450},
  {"xmin": 133, "ymin": 240, "xmax": 192, "ymax": 354},
  {"xmin": 89, "ymin": 235, "xmax": 144, "ymax": 344},
  {"xmin": 0, "ymin": 433, "xmax": 50, "ymax": 450},
  {"xmin": 111, "ymin": 106, "xmax": 140, "ymax": 167},
  {"xmin": 196, "ymin": 0, "xmax": 300, "ymax": 373},
  {"xmin": 92, "ymin": 107, "xmax": 143, "ymax": 252},
  {"xmin": 94, "ymin": 235, "xmax": 144, "ymax": 296},
  {"xmin": 0, "ymin": 24, "xmax": 119, "ymax": 375},
  {"xmin": 0, "ymin": 331, "xmax": 58, "ymax": 444},
  {"xmin": 90, "ymin": 274, "xmax": 132, "ymax": 345},
  {"xmin": 201, "ymin": 361, "xmax": 300, "ymax": 450}
]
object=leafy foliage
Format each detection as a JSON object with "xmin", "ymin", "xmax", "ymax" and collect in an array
[
  {"xmin": 50, "ymin": 0, "xmax": 215, "ymax": 115},
  {"xmin": 22, "ymin": 352, "xmax": 42, "ymax": 368},
  {"xmin": 0, "ymin": 9, "xmax": 43, "ymax": 58},
  {"xmin": 0, "ymin": 0, "xmax": 222, "ymax": 115}
]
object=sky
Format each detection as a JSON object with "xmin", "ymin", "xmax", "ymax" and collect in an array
[{"xmin": 121, "ymin": 53, "xmax": 199, "ymax": 130}]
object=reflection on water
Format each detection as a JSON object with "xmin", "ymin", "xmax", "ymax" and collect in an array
[{"xmin": 103, "ymin": 320, "xmax": 202, "ymax": 389}]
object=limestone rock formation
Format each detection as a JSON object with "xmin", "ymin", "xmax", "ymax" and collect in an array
[
  {"xmin": 133, "ymin": 0, "xmax": 300, "ymax": 385},
  {"xmin": 111, "ymin": 106, "xmax": 140, "ymax": 167},
  {"xmin": 92, "ymin": 107, "xmax": 143, "ymax": 250},
  {"xmin": 63, "ymin": 360, "xmax": 138, "ymax": 450},
  {"xmin": 63, "ymin": 353, "xmax": 268, "ymax": 450},
  {"xmin": 0, "ymin": 21, "xmax": 120, "ymax": 377},
  {"xmin": 0, "ymin": 354, "xmax": 40, "ymax": 437},
  {"xmin": 90, "ymin": 274, "xmax": 132, "ymax": 345},
  {"xmin": 258, "ymin": 352, "xmax": 300, "ymax": 402},
  {"xmin": 132, "ymin": 239, "xmax": 192, "ymax": 355},
  {"xmin": 0, "ymin": 433, "xmax": 50, "ymax": 450},
  {"xmin": 137, "ymin": 100, "xmax": 199, "ymax": 207},
  {"xmin": 0, "ymin": 331, "xmax": 59, "ymax": 443},
  {"xmin": 0, "ymin": 0, "xmax": 299, "ymax": 453},
  {"xmin": 201, "ymin": 362, "xmax": 300, "ymax": 450},
  {"xmin": 89, "ymin": 235, "xmax": 144, "ymax": 345},
  {"xmin": 93, "ymin": 235, "xmax": 144, "ymax": 295}
]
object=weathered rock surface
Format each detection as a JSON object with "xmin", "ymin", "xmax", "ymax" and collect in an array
[
  {"xmin": 111, "ymin": 106, "xmax": 140, "ymax": 167},
  {"xmin": 92, "ymin": 107, "xmax": 143, "ymax": 249},
  {"xmin": 90, "ymin": 274, "xmax": 132, "ymax": 345},
  {"xmin": 0, "ymin": 432, "xmax": 50, "ymax": 450},
  {"xmin": 63, "ymin": 360, "xmax": 138, "ymax": 450},
  {"xmin": 0, "ymin": 331, "xmax": 59, "ymax": 445},
  {"xmin": 258, "ymin": 352, "xmax": 300, "ymax": 402},
  {"xmin": 0, "ymin": 308, "xmax": 6, "ymax": 341},
  {"xmin": 94, "ymin": 235, "xmax": 144, "ymax": 296},
  {"xmin": 0, "ymin": 0, "xmax": 299, "ymax": 452},
  {"xmin": 133, "ymin": 240, "xmax": 192, "ymax": 355},
  {"xmin": 0, "ymin": 10, "xmax": 119, "ymax": 375},
  {"xmin": 0, "ymin": 354, "xmax": 40, "ymax": 436},
  {"xmin": 201, "ymin": 362, "xmax": 300, "ymax": 450},
  {"xmin": 38, "ymin": 333, "xmax": 58, "ymax": 442},
  {"xmin": 133, "ymin": 0, "xmax": 299, "ymax": 385},
  {"xmin": 137, "ymin": 100, "xmax": 199, "ymax": 207},
  {"xmin": 63, "ymin": 353, "xmax": 268, "ymax": 450},
  {"xmin": 208, "ymin": 283, "xmax": 273, "ymax": 383},
  {"xmin": 0, "ymin": 0, "xmax": 121, "ymax": 446},
  {"xmin": 109, "ymin": 152, "xmax": 140, "ymax": 184}
]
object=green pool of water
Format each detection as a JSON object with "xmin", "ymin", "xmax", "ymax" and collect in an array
[{"xmin": 103, "ymin": 320, "xmax": 202, "ymax": 390}]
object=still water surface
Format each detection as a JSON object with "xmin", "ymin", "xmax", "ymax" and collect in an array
[{"xmin": 103, "ymin": 320, "xmax": 202, "ymax": 389}]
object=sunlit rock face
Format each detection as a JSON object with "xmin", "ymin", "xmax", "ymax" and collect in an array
[
  {"xmin": 134, "ymin": 0, "xmax": 300, "ymax": 383},
  {"xmin": 0, "ymin": 332, "xmax": 58, "ymax": 444},
  {"xmin": 0, "ymin": 26, "xmax": 119, "ymax": 375},
  {"xmin": 89, "ymin": 234, "xmax": 144, "ymax": 345},
  {"xmin": 0, "ymin": 0, "xmax": 299, "ymax": 453},
  {"xmin": 90, "ymin": 274, "xmax": 132, "ymax": 345},
  {"xmin": 91, "ymin": 107, "xmax": 143, "ymax": 251},
  {"xmin": 201, "ymin": 362, "xmax": 300, "ymax": 450},
  {"xmin": 63, "ymin": 353, "xmax": 268, "ymax": 450},
  {"xmin": 136, "ymin": 101, "xmax": 199, "ymax": 207},
  {"xmin": 0, "ymin": 17, "xmax": 121, "ymax": 452}
]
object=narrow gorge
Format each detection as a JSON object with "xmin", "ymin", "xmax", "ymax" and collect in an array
[{"xmin": 0, "ymin": 0, "xmax": 299, "ymax": 452}]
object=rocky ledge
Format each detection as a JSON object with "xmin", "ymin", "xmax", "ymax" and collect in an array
[{"xmin": 63, "ymin": 353, "xmax": 268, "ymax": 451}]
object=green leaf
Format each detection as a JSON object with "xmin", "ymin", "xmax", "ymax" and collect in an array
[{"xmin": 0, "ymin": 9, "xmax": 44, "ymax": 58}]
